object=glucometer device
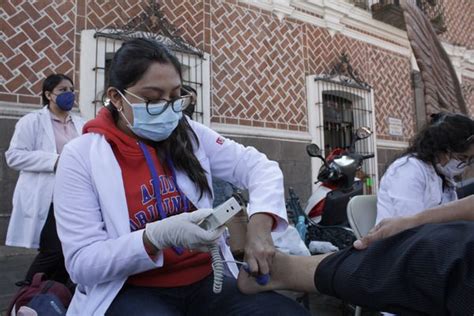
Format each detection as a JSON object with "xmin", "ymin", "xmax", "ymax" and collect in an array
[{"xmin": 199, "ymin": 197, "xmax": 241, "ymax": 231}]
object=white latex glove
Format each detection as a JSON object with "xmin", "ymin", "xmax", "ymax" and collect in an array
[{"xmin": 145, "ymin": 208, "xmax": 224, "ymax": 251}]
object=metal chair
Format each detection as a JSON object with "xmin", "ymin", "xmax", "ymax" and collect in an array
[{"xmin": 346, "ymin": 195, "xmax": 378, "ymax": 316}]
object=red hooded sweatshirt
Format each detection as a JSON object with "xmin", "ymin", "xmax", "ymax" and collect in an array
[{"xmin": 83, "ymin": 108, "xmax": 212, "ymax": 287}]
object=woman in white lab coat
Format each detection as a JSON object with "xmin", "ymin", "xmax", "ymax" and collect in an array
[
  {"xmin": 377, "ymin": 113, "xmax": 474, "ymax": 224},
  {"xmin": 53, "ymin": 39, "xmax": 309, "ymax": 315},
  {"xmin": 5, "ymin": 74, "xmax": 85, "ymax": 284}
]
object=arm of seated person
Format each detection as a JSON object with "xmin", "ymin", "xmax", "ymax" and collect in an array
[{"xmin": 354, "ymin": 195, "xmax": 474, "ymax": 249}]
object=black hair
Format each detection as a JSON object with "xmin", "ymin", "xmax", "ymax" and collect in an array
[
  {"xmin": 42, "ymin": 74, "xmax": 73, "ymax": 105},
  {"xmin": 394, "ymin": 112, "xmax": 474, "ymax": 187},
  {"xmin": 105, "ymin": 38, "xmax": 211, "ymax": 199}
]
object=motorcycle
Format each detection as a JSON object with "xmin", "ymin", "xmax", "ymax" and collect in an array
[{"xmin": 304, "ymin": 126, "xmax": 374, "ymax": 226}]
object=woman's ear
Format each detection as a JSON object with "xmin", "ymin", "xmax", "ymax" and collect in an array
[
  {"xmin": 45, "ymin": 91, "xmax": 53, "ymax": 102},
  {"xmin": 107, "ymin": 87, "xmax": 122, "ymax": 110}
]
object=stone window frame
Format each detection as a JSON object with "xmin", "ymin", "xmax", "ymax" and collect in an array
[{"xmin": 306, "ymin": 74, "xmax": 379, "ymax": 194}]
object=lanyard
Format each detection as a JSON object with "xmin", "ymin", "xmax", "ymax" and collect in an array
[
  {"xmin": 138, "ymin": 141, "xmax": 187, "ymax": 255},
  {"xmin": 165, "ymin": 156, "xmax": 189, "ymax": 212}
]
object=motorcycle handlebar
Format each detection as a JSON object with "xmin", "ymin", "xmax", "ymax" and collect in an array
[{"xmin": 362, "ymin": 154, "xmax": 375, "ymax": 160}]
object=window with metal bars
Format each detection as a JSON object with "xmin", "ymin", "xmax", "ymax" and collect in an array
[{"xmin": 322, "ymin": 93, "xmax": 354, "ymax": 155}]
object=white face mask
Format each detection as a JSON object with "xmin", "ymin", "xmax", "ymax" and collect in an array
[{"xmin": 436, "ymin": 159, "xmax": 466, "ymax": 178}]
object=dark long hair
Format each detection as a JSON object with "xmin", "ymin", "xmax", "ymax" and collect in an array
[
  {"xmin": 105, "ymin": 38, "xmax": 211, "ymax": 198},
  {"xmin": 395, "ymin": 112, "xmax": 474, "ymax": 187},
  {"xmin": 42, "ymin": 74, "xmax": 73, "ymax": 105}
]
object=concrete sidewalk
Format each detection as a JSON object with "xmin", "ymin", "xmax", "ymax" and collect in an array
[{"xmin": 0, "ymin": 246, "xmax": 36, "ymax": 314}]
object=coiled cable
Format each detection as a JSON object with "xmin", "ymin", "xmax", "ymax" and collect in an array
[
  {"xmin": 210, "ymin": 243, "xmax": 224, "ymax": 294},
  {"xmin": 210, "ymin": 251, "xmax": 270, "ymax": 293}
]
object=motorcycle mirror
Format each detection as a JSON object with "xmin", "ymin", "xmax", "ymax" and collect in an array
[
  {"xmin": 306, "ymin": 144, "xmax": 322, "ymax": 157},
  {"xmin": 355, "ymin": 127, "xmax": 372, "ymax": 140}
]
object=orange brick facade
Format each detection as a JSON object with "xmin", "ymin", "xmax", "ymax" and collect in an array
[
  {"xmin": 463, "ymin": 76, "xmax": 474, "ymax": 116},
  {"xmin": 1, "ymin": 0, "xmax": 473, "ymax": 244},
  {"xmin": 304, "ymin": 25, "xmax": 415, "ymax": 141},
  {"xmin": 210, "ymin": 3, "xmax": 307, "ymax": 131},
  {"xmin": 2, "ymin": 1, "xmax": 77, "ymax": 105},
  {"xmin": 0, "ymin": 0, "xmax": 472, "ymax": 142},
  {"xmin": 439, "ymin": 0, "xmax": 473, "ymax": 49}
]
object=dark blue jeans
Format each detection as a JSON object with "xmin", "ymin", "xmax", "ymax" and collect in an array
[{"xmin": 106, "ymin": 275, "xmax": 309, "ymax": 316}]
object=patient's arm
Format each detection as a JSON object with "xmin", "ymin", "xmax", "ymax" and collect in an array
[{"xmin": 354, "ymin": 195, "xmax": 474, "ymax": 249}]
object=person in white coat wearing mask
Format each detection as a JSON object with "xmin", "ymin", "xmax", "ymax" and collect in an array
[
  {"xmin": 375, "ymin": 112, "xmax": 474, "ymax": 316},
  {"xmin": 377, "ymin": 112, "xmax": 474, "ymax": 224},
  {"xmin": 5, "ymin": 74, "xmax": 85, "ymax": 285},
  {"xmin": 53, "ymin": 38, "xmax": 309, "ymax": 315}
]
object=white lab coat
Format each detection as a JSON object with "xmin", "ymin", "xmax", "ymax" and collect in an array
[
  {"xmin": 376, "ymin": 156, "xmax": 457, "ymax": 224},
  {"xmin": 5, "ymin": 107, "xmax": 84, "ymax": 248},
  {"xmin": 53, "ymin": 118, "xmax": 288, "ymax": 315}
]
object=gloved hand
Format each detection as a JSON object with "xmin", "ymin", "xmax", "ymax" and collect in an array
[{"xmin": 145, "ymin": 208, "xmax": 225, "ymax": 251}]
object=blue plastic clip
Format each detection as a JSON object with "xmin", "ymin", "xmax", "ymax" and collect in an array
[{"xmin": 243, "ymin": 264, "xmax": 270, "ymax": 286}]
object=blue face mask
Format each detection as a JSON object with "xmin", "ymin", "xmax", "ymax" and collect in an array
[
  {"xmin": 118, "ymin": 91, "xmax": 182, "ymax": 142},
  {"xmin": 55, "ymin": 91, "xmax": 75, "ymax": 111}
]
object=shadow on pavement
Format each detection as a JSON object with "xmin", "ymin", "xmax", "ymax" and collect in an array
[{"xmin": 0, "ymin": 246, "xmax": 36, "ymax": 313}]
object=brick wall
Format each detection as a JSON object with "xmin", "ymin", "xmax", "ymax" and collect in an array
[
  {"xmin": 1, "ymin": 0, "xmax": 470, "ymax": 241},
  {"xmin": 2, "ymin": 1, "xmax": 77, "ymax": 106},
  {"xmin": 1, "ymin": 0, "xmax": 205, "ymax": 108},
  {"xmin": 305, "ymin": 27, "xmax": 370, "ymax": 81},
  {"xmin": 305, "ymin": 26, "xmax": 415, "ymax": 141},
  {"xmin": 210, "ymin": 2, "xmax": 307, "ymax": 131},
  {"xmin": 462, "ymin": 76, "xmax": 474, "ymax": 116},
  {"xmin": 83, "ymin": 0, "xmax": 207, "ymax": 50},
  {"xmin": 2, "ymin": 0, "xmax": 417, "ymax": 140},
  {"xmin": 368, "ymin": 47, "xmax": 415, "ymax": 141},
  {"xmin": 160, "ymin": 0, "xmax": 209, "ymax": 52},
  {"xmin": 208, "ymin": 2, "xmax": 415, "ymax": 139},
  {"xmin": 439, "ymin": 0, "xmax": 473, "ymax": 49}
]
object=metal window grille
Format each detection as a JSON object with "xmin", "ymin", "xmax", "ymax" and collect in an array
[
  {"xmin": 91, "ymin": 33, "xmax": 206, "ymax": 124},
  {"xmin": 315, "ymin": 77, "xmax": 377, "ymax": 194},
  {"xmin": 312, "ymin": 53, "xmax": 377, "ymax": 194}
]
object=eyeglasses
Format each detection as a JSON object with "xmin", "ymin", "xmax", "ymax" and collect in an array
[
  {"xmin": 123, "ymin": 89, "xmax": 192, "ymax": 116},
  {"xmin": 466, "ymin": 135, "xmax": 474, "ymax": 144},
  {"xmin": 451, "ymin": 153, "xmax": 474, "ymax": 169}
]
